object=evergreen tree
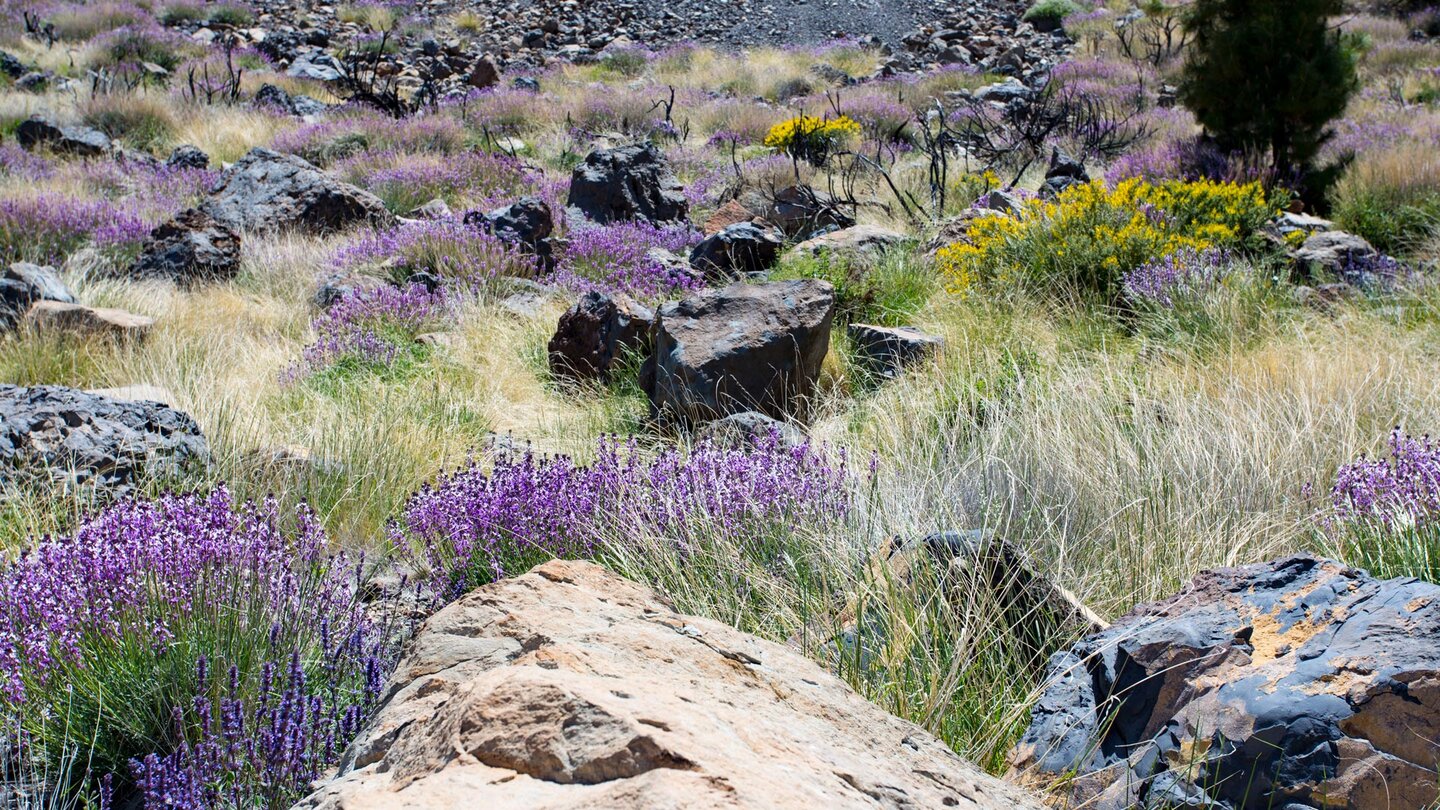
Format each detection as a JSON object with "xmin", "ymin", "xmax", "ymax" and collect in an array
[{"xmin": 1178, "ymin": 0, "xmax": 1357, "ymax": 180}]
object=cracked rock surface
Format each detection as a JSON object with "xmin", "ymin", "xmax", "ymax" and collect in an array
[
  {"xmin": 297, "ymin": 558, "xmax": 1036, "ymax": 809},
  {"xmin": 1011, "ymin": 555, "xmax": 1440, "ymax": 809}
]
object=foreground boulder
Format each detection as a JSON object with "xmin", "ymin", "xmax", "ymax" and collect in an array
[
  {"xmin": 1011, "ymin": 555, "xmax": 1440, "ymax": 809},
  {"xmin": 547, "ymin": 291, "xmax": 654, "ymax": 381},
  {"xmin": 298, "ymin": 559, "xmax": 1038, "ymax": 810},
  {"xmin": 129, "ymin": 208, "xmax": 242, "ymax": 284},
  {"xmin": 643, "ymin": 280, "xmax": 834, "ymax": 423},
  {"xmin": 201, "ymin": 148, "xmax": 395, "ymax": 234},
  {"xmin": 566, "ymin": 143, "xmax": 689, "ymax": 225},
  {"xmin": 15, "ymin": 116, "xmax": 111, "ymax": 157},
  {"xmin": 0, "ymin": 384, "xmax": 208, "ymax": 496}
]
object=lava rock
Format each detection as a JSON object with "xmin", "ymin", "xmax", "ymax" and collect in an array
[
  {"xmin": 764, "ymin": 185, "xmax": 855, "ymax": 239},
  {"xmin": 689, "ymin": 222, "xmax": 784, "ymax": 282},
  {"xmin": 24, "ymin": 301, "xmax": 154, "ymax": 341},
  {"xmin": 165, "ymin": 144, "xmax": 211, "ymax": 170},
  {"xmin": 5, "ymin": 262, "xmax": 74, "ymax": 305},
  {"xmin": 0, "ymin": 384, "xmax": 209, "ymax": 496},
  {"xmin": 848, "ymin": 324, "xmax": 943, "ymax": 378},
  {"xmin": 0, "ymin": 50, "xmax": 29, "ymax": 79},
  {"xmin": 254, "ymin": 82, "xmax": 329, "ymax": 117},
  {"xmin": 548, "ymin": 291, "xmax": 654, "ymax": 381},
  {"xmin": 201, "ymin": 148, "xmax": 395, "ymax": 235},
  {"xmin": 566, "ymin": 143, "xmax": 689, "ymax": 226},
  {"xmin": 1039, "ymin": 148, "xmax": 1090, "ymax": 198},
  {"xmin": 1010, "ymin": 555, "xmax": 1440, "ymax": 809},
  {"xmin": 0, "ymin": 279, "xmax": 36, "ymax": 332},
  {"xmin": 643, "ymin": 279, "xmax": 835, "ymax": 424},
  {"xmin": 466, "ymin": 196, "xmax": 556, "ymax": 270},
  {"xmin": 15, "ymin": 116, "xmax": 112, "ymax": 157},
  {"xmin": 285, "ymin": 50, "xmax": 344, "ymax": 82},
  {"xmin": 129, "ymin": 208, "xmax": 242, "ymax": 284}
]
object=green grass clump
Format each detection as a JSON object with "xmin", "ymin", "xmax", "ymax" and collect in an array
[{"xmin": 771, "ymin": 245, "xmax": 936, "ymax": 326}]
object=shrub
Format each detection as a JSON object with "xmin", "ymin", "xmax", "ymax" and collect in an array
[
  {"xmin": 396, "ymin": 433, "xmax": 854, "ymax": 601},
  {"xmin": 763, "ymin": 115, "xmax": 861, "ymax": 163},
  {"xmin": 1178, "ymin": 0, "xmax": 1357, "ymax": 182},
  {"xmin": 771, "ymin": 246, "xmax": 935, "ymax": 326},
  {"xmin": 80, "ymin": 93, "xmax": 178, "ymax": 152},
  {"xmin": 600, "ymin": 45, "xmax": 651, "ymax": 77},
  {"xmin": 0, "ymin": 489, "xmax": 395, "ymax": 807},
  {"xmin": 1324, "ymin": 429, "xmax": 1440, "ymax": 582},
  {"xmin": 45, "ymin": 2, "xmax": 147, "ymax": 41},
  {"xmin": 935, "ymin": 178, "xmax": 1278, "ymax": 301},
  {"xmin": 83, "ymin": 24, "xmax": 195, "ymax": 73},
  {"xmin": 1332, "ymin": 141, "xmax": 1440, "ymax": 254},
  {"xmin": 206, "ymin": 3, "xmax": 253, "ymax": 26},
  {"xmin": 1022, "ymin": 0, "xmax": 1082, "ymax": 28},
  {"xmin": 158, "ymin": 0, "xmax": 206, "ymax": 24},
  {"xmin": 550, "ymin": 221, "xmax": 702, "ymax": 299},
  {"xmin": 290, "ymin": 282, "xmax": 450, "ymax": 380},
  {"xmin": 452, "ymin": 9, "xmax": 485, "ymax": 32}
]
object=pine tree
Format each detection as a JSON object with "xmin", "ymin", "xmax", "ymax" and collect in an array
[{"xmin": 1178, "ymin": 0, "xmax": 1357, "ymax": 180}]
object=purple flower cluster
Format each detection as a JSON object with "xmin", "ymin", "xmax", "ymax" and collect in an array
[
  {"xmin": 333, "ymin": 219, "xmax": 534, "ymax": 287},
  {"xmin": 270, "ymin": 108, "xmax": 468, "ymax": 165},
  {"xmin": 0, "ymin": 194, "xmax": 150, "ymax": 265},
  {"xmin": 397, "ymin": 432, "xmax": 853, "ymax": 599},
  {"xmin": 549, "ymin": 220, "xmax": 703, "ymax": 299},
  {"xmin": 0, "ymin": 144, "xmax": 54, "ymax": 181},
  {"xmin": 1332, "ymin": 429, "xmax": 1440, "ymax": 529},
  {"xmin": 1340, "ymin": 251, "xmax": 1411, "ymax": 292},
  {"xmin": 0, "ymin": 488, "xmax": 397, "ymax": 807},
  {"xmin": 1122, "ymin": 247, "xmax": 1233, "ymax": 307},
  {"xmin": 292, "ymin": 282, "xmax": 449, "ymax": 378}
]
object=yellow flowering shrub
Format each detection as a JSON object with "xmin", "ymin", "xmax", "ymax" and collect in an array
[
  {"xmin": 763, "ymin": 115, "xmax": 861, "ymax": 158},
  {"xmin": 935, "ymin": 178, "xmax": 1279, "ymax": 300}
]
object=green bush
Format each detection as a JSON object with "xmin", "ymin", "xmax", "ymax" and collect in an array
[
  {"xmin": 207, "ymin": 4, "xmax": 255, "ymax": 26},
  {"xmin": 1178, "ymin": 0, "xmax": 1357, "ymax": 182},
  {"xmin": 1022, "ymin": 0, "xmax": 1082, "ymax": 28},
  {"xmin": 1332, "ymin": 143, "xmax": 1440, "ymax": 255},
  {"xmin": 771, "ymin": 244, "xmax": 935, "ymax": 327}
]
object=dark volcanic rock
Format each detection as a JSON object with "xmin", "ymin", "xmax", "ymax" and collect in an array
[
  {"xmin": 1, "ymin": 263, "xmax": 74, "ymax": 332},
  {"xmin": 254, "ymin": 82, "xmax": 329, "ymax": 118},
  {"xmin": 15, "ymin": 116, "xmax": 111, "ymax": 157},
  {"xmin": 165, "ymin": 144, "xmax": 211, "ymax": 170},
  {"xmin": 643, "ymin": 280, "xmax": 834, "ymax": 424},
  {"xmin": 548, "ymin": 291, "xmax": 654, "ymax": 381},
  {"xmin": 0, "ymin": 384, "xmax": 209, "ymax": 496},
  {"xmin": 567, "ymin": 143, "xmax": 688, "ymax": 226},
  {"xmin": 764, "ymin": 185, "xmax": 855, "ymax": 239},
  {"xmin": 0, "ymin": 279, "xmax": 35, "ymax": 332},
  {"xmin": 201, "ymin": 148, "xmax": 395, "ymax": 235},
  {"xmin": 1039, "ymin": 148, "xmax": 1090, "ymax": 199},
  {"xmin": 689, "ymin": 222, "xmax": 784, "ymax": 282},
  {"xmin": 848, "ymin": 323, "xmax": 942, "ymax": 378},
  {"xmin": 466, "ymin": 196, "xmax": 556, "ymax": 270},
  {"xmin": 129, "ymin": 208, "xmax": 242, "ymax": 284},
  {"xmin": 1011, "ymin": 555, "xmax": 1440, "ymax": 809}
]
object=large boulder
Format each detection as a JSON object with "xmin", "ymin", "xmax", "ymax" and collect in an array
[
  {"xmin": 643, "ymin": 280, "xmax": 835, "ymax": 424},
  {"xmin": 547, "ymin": 291, "xmax": 654, "ymax": 381},
  {"xmin": 0, "ymin": 384, "xmax": 208, "ymax": 496},
  {"xmin": 128, "ymin": 208, "xmax": 242, "ymax": 284},
  {"xmin": 297, "ymin": 559, "xmax": 1039, "ymax": 810},
  {"xmin": 1011, "ymin": 555, "xmax": 1440, "ymax": 809},
  {"xmin": 200, "ymin": 148, "xmax": 395, "ymax": 234},
  {"xmin": 15, "ymin": 116, "xmax": 112, "ymax": 158},
  {"xmin": 689, "ymin": 221, "xmax": 784, "ymax": 282},
  {"xmin": 566, "ymin": 143, "xmax": 689, "ymax": 225}
]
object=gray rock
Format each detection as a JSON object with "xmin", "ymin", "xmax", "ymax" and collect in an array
[
  {"xmin": 6, "ymin": 262, "xmax": 74, "ymax": 305},
  {"xmin": 566, "ymin": 143, "xmax": 689, "ymax": 226},
  {"xmin": 548, "ymin": 291, "xmax": 654, "ymax": 381},
  {"xmin": 129, "ymin": 208, "xmax": 242, "ymax": 285},
  {"xmin": 254, "ymin": 82, "xmax": 328, "ymax": 118},
  {"xmin": 0, "ymin": 384, "xmax": 209, "ymax": 497},
  {"xmin": 764, "ymin": 184, "xmax": 855, "ymax": 239},
  {"xmin": 15, "ymin": 116, "xmax": 111, "ymax": 157},
  {"xmin": 643, "ymin": 280, "xmax": 835, "ymax": 424},
  {"xmin": 848, "ymin": 324, "xmax": 943, "ymax": 378},
  {"xmin": 0, "ymin": 50, "xmax": 26, "ymax": 79},
  {"xmin": 792, "ymin": 225, "xmax": 907, "ymax": 262},
  {"xmin": 0, "ymin": 279, "xmax": 36, "ymax": 332},
  {"xmin": 1293, "ymin": 230, "xmax": 1379, "ymax": 276},
  {"xmin": 285, "ymin": 50, "xmax": 344, "ymax": 82},
  {"xmin": 689, "ymin": 222, "xmax": 784, "ymax": 282},
  {"xmin": 973, "ymin": 78, "xmax": 1032, "ymax": 104},
  {"xmin": 1011, "ymin": 555, "xmax": 1440, "ymax": 810},
  {"xmin": 466, "ymin": 196, "xmax": 555, "ymax": 271},
  {"xmin": 201, "ymin": 148, "xmax": 395, "ymax": 235},
  {"xmin": 694, "ymin": 411, "xmax": 808, "ymax": 449}
]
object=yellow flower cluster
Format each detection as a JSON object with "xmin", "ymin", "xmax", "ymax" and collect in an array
[
  {"xmin": 935, "ymin": 178, "xmax": 1276, "ymax": 297},
  {"xmin": 762, "ymin": 115, "xmax": 862, "ymax": 151}
]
